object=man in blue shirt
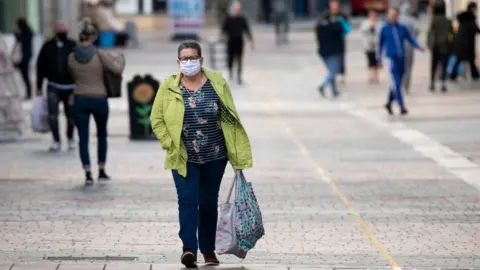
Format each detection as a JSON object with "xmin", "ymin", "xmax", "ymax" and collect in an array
[{"xmin": 377, "ymin": 7, "xmax": 425, "ymax": 115}]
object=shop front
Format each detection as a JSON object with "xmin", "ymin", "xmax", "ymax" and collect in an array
[{"xmin": 0, "ymin": 0, "xmax": 42, "ymax": 33}]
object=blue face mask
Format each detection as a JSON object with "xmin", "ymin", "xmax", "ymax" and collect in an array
[{"xmin": 180, "ymin": 59, "xmax": 201, "ymax": 77}]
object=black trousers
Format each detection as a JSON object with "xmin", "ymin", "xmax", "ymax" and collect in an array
[
  {"xmin": 226, "ymin": 41, "xmax": 244, "ymax": 79},
  {"xmin": 451, "ymin": 57, "xmax": 479, "ymax": 80},
  {"xmin": 14, "ymin": 59, "xmax": 32, "ymax": 98},
  {"xmin": 47, "ymin": 86, "xmax": 75, "ymax": 143},
  {"xmin": 430, "ymin": 50, "xmax": 449, "ymax": 85}
]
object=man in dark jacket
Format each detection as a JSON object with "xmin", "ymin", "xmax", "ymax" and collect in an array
[
  {"xmin": 427, "ymin": 1, "xmax": 454, "ymax": 92},
  {"xmin": 316, "ymin": 16, "xmax": 344, "ymax": 98},
  {"xmin": 324, "ymin": 0, "xmax": 351, "ymax": 84},
  {"xmin": 36, "ymin": 22, "xmax": 76, "ymax": 152},
  {"xmin": 221, "ymin": 1, "xmax": 254, "ymax": 85},
  {"xmin": 451, "ymin": 1, "xmax": 480, "ymax": 81}
]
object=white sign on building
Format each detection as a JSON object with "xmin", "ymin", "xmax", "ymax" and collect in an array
[{"xmin": 167, "ymin": 0, "xmax": 205, "ymax": 36}]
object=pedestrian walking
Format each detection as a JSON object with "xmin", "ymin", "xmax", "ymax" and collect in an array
[
  {"xmin": 325, "ymin": 0, "xmax": 351, "ymax": 85},
  {"xmin": 150, "ymin": 40, "xmax": 253, "ymax": 268},
  {"xmin": 272, "ymin": 0, "xmax": 289, "ymax": 46},
  {"xmin": 68, "ymin": 20, "xmax": 125, "ymax": 186},
  {"xmin": 400, "ymin": 5, "xmax": 421, "ymax": 93},
  {"xmin": 360, "ymin": 9, "xmax": 381, "ymax": 84},
  {"xmin": 427, "ymin": 2, "xmax": 454, "ymax": 92},
  {"xmin": 450, "ymin": 2, "xmax": 480, "ymax": 81},
  {"xmin": 12, "ymin": 18, "xmax": 33, "ymax": 100},
  {"xmin": 36, "ymin": 22, "xmax": 77, "ymax": 152},
  {"xmin": 221, "ymin": 1, "xmax": 254, "ymax": 85},
  {"xmin": 316, "ymin": 14, "xmax": 345, "ymax": 98},
  {"xmin": 377, "ymin": 7, "xmax": 425, "ymax": 115}
]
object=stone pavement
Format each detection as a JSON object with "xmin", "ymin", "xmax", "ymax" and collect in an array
[{"xmin": 1, "ymin": 26, "xmax": 480, "ymax": 270}]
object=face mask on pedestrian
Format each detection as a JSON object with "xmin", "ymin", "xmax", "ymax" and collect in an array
[
  {"xmin": 179, "ymin": 59, "xmax": 202, "ymax": 77},
  {"xmin": 56, "ymin": 31, "xmax": 68, "ymax": 41}
]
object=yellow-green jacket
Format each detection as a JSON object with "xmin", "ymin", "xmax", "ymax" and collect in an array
[{"xmin": 150, "ymin": 69, "xmax": 253, "ymax": 177}]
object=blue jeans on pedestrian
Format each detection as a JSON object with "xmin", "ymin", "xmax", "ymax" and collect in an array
[
  {"xmin": 387, "ymin": 57, "xmax": 406, "ymax": 109},
  {"xmin": 172, "ymin": 158, "xmax": 228, "ymax": 255},
  {"xmin": 72, "ymin": 95, "xmax": 109, "ymax": 169},
  {"xmin": 320, "ymin": 54, "xmax": 341, "ymax": 95}
]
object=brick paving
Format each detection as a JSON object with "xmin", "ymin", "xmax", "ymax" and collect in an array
[{"xmin": 0, "ymin": 26, "xmax": 479, "ymax": 269}]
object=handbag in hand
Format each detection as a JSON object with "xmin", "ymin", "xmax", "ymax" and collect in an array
[{"xmin": 97, "ymin": 52, "xmax": 122, "ymax": 98}]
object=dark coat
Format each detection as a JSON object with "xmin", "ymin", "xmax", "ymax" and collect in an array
[
  {"xmin": 454, "ymin": 11, "xmax": 480, "ymax": 61},
  {"xmin": 315, "ymin": 19, "xmax": 344, "ymax": 58}
]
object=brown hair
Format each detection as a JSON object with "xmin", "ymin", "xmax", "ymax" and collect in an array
[{"xmin": 177, "ymin": 40, "xmax": 202, "ymax": 59}]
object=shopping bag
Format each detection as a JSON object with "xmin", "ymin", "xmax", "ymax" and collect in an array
[
  {"xmin": 31, "ymin": 96, "xmax": 49, "ymax": 133},
  {"xmin": 215, "ymin": 171, "xmax": 264, "ymax": 259},
  {"xmin": 215, "ymin": 172, "xmax": 245, "ymax": 258},
  {"xmin": 234, "ymin": 171, "xmax": 265, "ymax": 254}
]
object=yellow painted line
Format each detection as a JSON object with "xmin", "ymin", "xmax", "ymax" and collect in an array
[{"xmin": 244, "ymin": 73, "xmax": 400, "ymax": 268}]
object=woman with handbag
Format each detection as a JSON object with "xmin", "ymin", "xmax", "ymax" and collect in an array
[
  {"xmin": 150, "ymin": 40, "xmax": 253, "ymax": 268},
  {"xmin": 68, "ymin": 20, "xmax": 125, "ymax": 186}
]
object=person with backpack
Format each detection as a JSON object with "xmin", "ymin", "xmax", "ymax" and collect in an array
[{"xmin": 427, "ymin": 1, "xmax": 454, "ymax": 92}]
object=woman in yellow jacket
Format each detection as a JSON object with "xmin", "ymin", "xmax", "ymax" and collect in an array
[{"xmin": 150, "ymin": 40, "xmax": 252, "ymax": 268}]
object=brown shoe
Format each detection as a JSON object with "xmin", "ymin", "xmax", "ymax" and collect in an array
[{"xmin": 203, "ymin": 252, "xmax": 220, "ymax": 266}]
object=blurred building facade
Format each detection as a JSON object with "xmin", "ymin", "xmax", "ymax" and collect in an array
[{"xmin": 0, "ymin": 0, "xmax": 80, "ymax": 38}]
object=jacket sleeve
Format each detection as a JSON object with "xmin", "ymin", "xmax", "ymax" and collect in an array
[
  {"xmin": 36, "ymin": 43, "xmax": 47, "ymax": 90},
  {"xmin": 98, "ymin": 50, "xmax": 126, "ymax": 74},
  {"xmin": 150, "ymin": 78, "xmax": 173, "ymax": 150}
]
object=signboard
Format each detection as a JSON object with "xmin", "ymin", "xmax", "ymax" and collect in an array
[
  {"xmin": 167, "ymin": 0, "xmax": 205, "ymax": 38},
  {"xmin": 115, "ymin": 0, "xmax": 139, "ymax": 15}
]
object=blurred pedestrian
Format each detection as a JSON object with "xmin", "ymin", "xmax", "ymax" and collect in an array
[
  {"xmin": 377, "ymin": 7, "xmax": 425, "ymax": 115},
  {"xmin": 36, "ymin": 22, "xmax": 77, "ymax": 152},
  {"xmin": 12, "ymin": 18, "xmax": 33, "ymax": 100},
  {"xmin": 221, "ymin": 1, "xmax": 254, "ymax": 85},
  {"xmin": 68, "ymin": 20, "xmax": 125, "ymax": 186},
  {"xmin": 150, "ymin": 40, "xmax": 253, "ymax": 268},
  {"xmin": 361, "ymin": 9, "xmax": 381, "ymax": 84},
  {"xmin": 427, "ymin": 2, "xmax": 454, "ymax": 92},
  {"xmin": 450, "ymin": 1, "xmax": 480, "ymax": 81},
  {"xmin": 400, "ymin": 4, "xmax": 421, "ymax": 93},
  {"xmin": 272, "ymin": 0, "xmax": 289, "ymax": 46},
  {"xmin": 316, "ymin": 12, "xmax": 345, "ymax": 98},
  {"xmin": 325, "ymin": 0, "xmax": 351, "ymax": 85}
]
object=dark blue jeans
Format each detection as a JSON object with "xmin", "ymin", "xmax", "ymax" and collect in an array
[
  {"xmin": 172, "ymin": 158, "xmax": 228, "ymax": 255},
  {"xmin": 72, "ymin": 96, "xmax": 109, "ymax": 169}
]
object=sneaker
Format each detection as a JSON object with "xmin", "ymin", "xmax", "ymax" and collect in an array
[
  {"xmin": 67, "ymin": 140, "xmax": 75, "ymax": 151},
  {"xmin": 85, "ymin": 172, "xmax": 94, "ymax": 186},
  {"xmin": 318, "ymin": 86, "xmax": 325, "ymax": 97},
  {"xmin": 49, "ymin": 142, "xmax": 61, "ymax": 152},
  {"xmin": 429, "ymin": 84, "xmax": 435, "ymax": 92},
  {"xmin": 441, "ymin": 85, "xmax": 447, "ymax": 92},
  {"xmin": 98, "ymin": 169, "xmax": 111, "ymax": 182},
  {"xmin": 181, "ymin": 250, "xmax": 197, "ymax": 268},
  {"xmin": 203, "ymin": 253, "xmax": 220, "ymax": 266},
  {"xmin": 400, "ymin": 108, "xmax": 409, "ymax": 115},
  {"xmin": 384, "ymin": 103, "xmax": 393, "ymax": 115}
]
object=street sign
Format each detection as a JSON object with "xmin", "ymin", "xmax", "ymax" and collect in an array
[{"xmin": 167, "ymin": 0, "xmax": 205, "ymax": 40}]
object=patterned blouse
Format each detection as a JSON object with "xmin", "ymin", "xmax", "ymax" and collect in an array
[{"xmin": 181, "ymin": 79, "xmax": 227, "ymax": 164}]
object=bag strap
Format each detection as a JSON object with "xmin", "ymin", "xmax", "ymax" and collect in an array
[{"xmin": 225, "ymin": 171, "xmax": 241, "ymax": 204}]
